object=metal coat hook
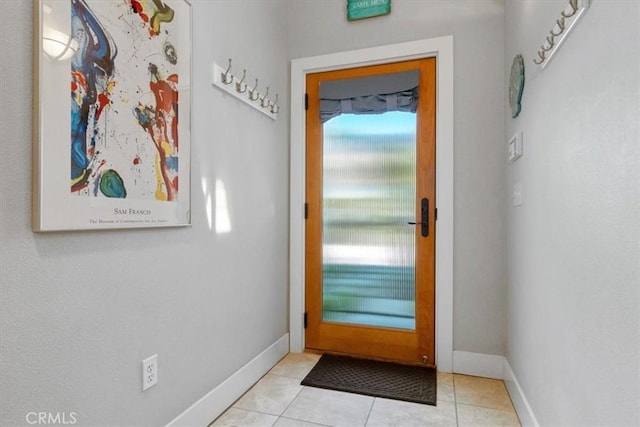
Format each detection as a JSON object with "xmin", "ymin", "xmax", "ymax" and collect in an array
[
  {"xmin": 533, "ymin": 50, "xmax": 546, "ymax": 65},
  {"xmin": 561, "ymin": 0, "xmax": 579, "ymax": 18},
  {"xmin": 260, "ymin": 86, "xmax": 270, "ymax": 108},
  {"xmin": 235, "ymin": 69, "xmax": 247, "ymax": 93},
  {"xmin": 221, "ymin": 58, "xmax": 233, "ymax": 85},
  {"xmin": 212, "ymin": 60, "xmax": 279, "ymax": 120},
  {"xmin": 532, "ymin": 0, "xmax": 590, "ymax": 68},
  {"xmin": 270, "ymin": 94, "xmax": 279, "ymax": 114},
  {"xmin": 550, "ymin": 17, "xmax": 566, "ymax": 36},
  {"xmin": 544, "ymin": 35, "xmax": 555, "ymax": 50},
  {"xmin": 248, "ymin": 79, "xmax": 259, "ymax": 101}
]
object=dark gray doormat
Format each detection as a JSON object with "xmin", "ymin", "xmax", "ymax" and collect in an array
[{"xmin": 301, "ymin": 354, "xmax": 437, "ymax": 406}]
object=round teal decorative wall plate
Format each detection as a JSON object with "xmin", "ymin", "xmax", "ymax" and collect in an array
[{"xmin": 509, "ymin": 54, "xmax": 525, "ymax": 118}]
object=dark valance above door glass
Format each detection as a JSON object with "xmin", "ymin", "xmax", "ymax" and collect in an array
[{"xmin": 319, "ymin": 69, "xmax": 419, "ymax": 122}]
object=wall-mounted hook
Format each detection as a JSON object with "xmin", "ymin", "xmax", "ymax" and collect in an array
[
  {"xmin": 550, "ymin": 17, "xmax": 566, "ymax": 36},
  {"xmin": 235, "ymin": 69, "xmax": 247, "ymax": 93},
  {"xmin": 543, "ymin": 35, "xmax": 555, "ymax": 50},
  {"xmin": 221, "ymin": 58, "xmax": 233, "ymax": 85},
  {"xmin": 248, "ymin": 79, "xmax": 259, "ymax": 101},
  {"xmin": 561, "ymin": 0, "xmax": 579, "ymax": 18},
  {"xmin": 533, "ymin": 49, "xmax": 546, "ymax": 65},
  {"xmin": 260, "ymin": 86, "xmax": 270, "ymax": 108},
  {"xmin": 270, "ymin": 94, "xmax": 279, "ymax": 114}
]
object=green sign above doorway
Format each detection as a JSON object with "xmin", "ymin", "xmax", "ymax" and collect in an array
[{"xmin": 347, "ymin": 0, "xmax": 391, "ymax": 21}]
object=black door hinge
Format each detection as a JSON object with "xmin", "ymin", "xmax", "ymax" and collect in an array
[
  {"xmin": 304, "ymin": 312, "xmax": 308, "ymax": 329},
  {"xmin": 304, "ymin": 203, "xmax": 308, "ymax": 219},
  {"xmin": 435, "ymin": 208, "xmax": 438, "ymax": 221},
  {"xmin": 305, "ymin": 93, "xmax": 309, "ymax": 111}
]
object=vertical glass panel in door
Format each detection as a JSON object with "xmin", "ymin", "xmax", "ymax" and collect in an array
[{"xmin": 322, "ymin": 112, "xmax": 417, "ymax": 330}]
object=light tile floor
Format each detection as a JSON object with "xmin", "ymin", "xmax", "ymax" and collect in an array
[{"xmin": 210, "ymin": 353, "xmax": 521, "ymax": 427}]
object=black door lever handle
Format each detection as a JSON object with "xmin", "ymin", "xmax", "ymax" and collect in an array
[{"xmin": 408, "ymin": 198, "xmax": 429, "ymax": 237}]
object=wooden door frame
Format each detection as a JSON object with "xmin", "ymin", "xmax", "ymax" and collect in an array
[{"xmin": 289, "ymin": 36, "xmax": 454, "ymax": 371}]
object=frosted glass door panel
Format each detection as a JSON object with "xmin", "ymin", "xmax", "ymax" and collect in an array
[{"xmin": 322, "ymin": 112, "xmax": 417, "ymax": 330}]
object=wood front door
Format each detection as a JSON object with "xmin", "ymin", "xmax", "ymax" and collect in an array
[{"xmin": 304, "ymin": 58, "xmax": 436, "ymax": 365}]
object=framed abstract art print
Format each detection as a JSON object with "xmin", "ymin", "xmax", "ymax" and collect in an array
[{"xmin": 33, "ymin": 0, "xmax": 191, "ymax": 231}]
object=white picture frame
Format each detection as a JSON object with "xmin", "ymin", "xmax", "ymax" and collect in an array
[{"xmin": 33, "ymin": 0, "xmax": 192, "ymax": 231}]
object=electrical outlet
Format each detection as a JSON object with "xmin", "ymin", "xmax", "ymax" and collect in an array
[
  {"xmin": 142, "ymin": 354, "xmax": 158, "ymax": 391},
  {"xmin": 512, "ymin": 182, "xmax": 523, "ymax": 207}
]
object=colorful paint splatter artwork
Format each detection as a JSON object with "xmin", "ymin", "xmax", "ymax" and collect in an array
[{"xmin": 70, "ymin": 0, "xmax": 181, "ymax": 201}]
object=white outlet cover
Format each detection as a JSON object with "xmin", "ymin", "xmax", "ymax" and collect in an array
[
  {"xmin": 142, "ymin": 354, "xmax": 158, "ymax": 391},
  {"xmin": 512, "ymin": 182, "xmax": 523, "ymax": 206}
]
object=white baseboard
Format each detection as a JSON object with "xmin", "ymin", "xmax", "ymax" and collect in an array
[
  {"xmin": 166, "ymin": 342, "xmax": 538, "ymax": 427},
  {"xmin": 166, "ymin": 334, "xmax": 290, "ymax": 427},
  {"xmin": 503, "ymin": 359, "xmax": 540, "ymax": 427},
  {"xmin": 452, "ymin": 351, "xmax": 505, "ymax": 379}
]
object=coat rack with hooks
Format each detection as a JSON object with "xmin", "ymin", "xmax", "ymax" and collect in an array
[
  {"xmin": 212, "ymin": 59, "xmax": 279, "ymax": 120},
  {"xmin": 533, "ymin": 0, "xmax": 591, "ymax": 69}
]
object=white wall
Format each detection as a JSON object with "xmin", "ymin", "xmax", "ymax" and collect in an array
[
  {"xmin": 288, "ymin": 0, "xmax": 507, "ymax": 356},
  {"xmin": 504, "ymin": 1, "xmax": 640, "ymax": 425},
  {"xmin": 0, "ymin": 1, "xmax": 289, "ymax": 425}
]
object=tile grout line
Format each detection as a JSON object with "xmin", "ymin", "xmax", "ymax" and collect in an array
[
  {"xmin": 210, "ymin": 407, "xmax": 279, "ymax": 427},
  {"xmin": 453, "ymin": 374, "xmax": 460, "ymax": 427},
  {"xmin": 274, "ymin": 383, "xmax": 307, "ymax": 424},
  {"xmin": 456, "ymin": 402, "xmax": 520, "ymax": 412},
  {"xmin": 225, "ymin": 368, "xmax": 308, "ymax": 426},
  {"xmin": 454, "ymin": 403, "xmax": 522, "ymax": 427},
  {"xmin": 277, "ymin": 416, "xmax": 332, "ymax": 427},
  {"xmin": 271, "ymin": 356, "xmax": 322, "ymax": 426},
  {"xmin": 363, "ymin": 396, "xmax": 376, "ymax": 427}
]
